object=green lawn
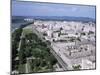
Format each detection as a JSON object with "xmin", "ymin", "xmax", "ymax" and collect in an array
[
  {"xmin": 18, "ymin": 64, "xmax": 26, "ymax": 73},
  {"xmin": 23, "ymin": 25, "xmax": 33, "ymax": 35}
]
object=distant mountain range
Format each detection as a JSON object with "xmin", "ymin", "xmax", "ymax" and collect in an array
[{"xmin": 12, "ymin": 16, "xmax": 95, "ymax": 23}]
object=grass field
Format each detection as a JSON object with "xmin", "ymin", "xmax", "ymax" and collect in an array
[{"xmin": 23, "ymin": 25, "xmax": 33, "ymax": 35}]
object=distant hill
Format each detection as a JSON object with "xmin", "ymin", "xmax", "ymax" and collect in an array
[{"xmin": 12, "ymin": 16, "xmax": 95, "ymax": 23}]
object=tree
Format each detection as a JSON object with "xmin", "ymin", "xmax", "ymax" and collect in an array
[
  {"xmin": 12, "ymin": 28, "xmax": 22, "ymax": 42},
  {"xmin": 19, "ymin": 38, "xmax": 26, "ymax": 64},
  {"xmin": 60, "ymin": 27, "xmax": 63, "ymax": 31},
  {"xmin": 77, "ymin": 37, "xmax": 81, "ymax": 41},
  {"xmin": 72, "ymin": 65, "xmax": 81, "ymax": 70},
  {"xmin": 19, "ymin": 48, "xmax": 26, "ymax": 64},
  {"xmin": 52, "ymin": 39, "xmax": 55, "ymax": 42},
  {"xmin": 48, "ymin": 54, "xmax": 57, "ymax": 65},
  {"xmin": 58, "ymin": 32, "xmax": 61, "ymax": 37},
  {"xmin": 88, "ymin": 31, "xmax": 94, "ymax": 35},
  {"xmin": 46, "ymin": 40, "xmax": 51, "ymax": 45},
  {"xmin": 70, "ymin": 38, "xmax": 75, "ymax": 42},
  {"xmin": 12, "ymin": 28, "xmax": 22, "ymax": 71},
  {"xmin": 43, "ymin": 33, "xmax": 47, "ymax": 36},
  {"xmin": 24, "ymin": 48, "xmax": 32, "ymax": 57},
  {"xmin": 81, "ymin": 32, "xmax": 85, "ymax": 35},
  {"xmin": 76, "ymin": 33, "xmax": 78, "ymax": 35}
]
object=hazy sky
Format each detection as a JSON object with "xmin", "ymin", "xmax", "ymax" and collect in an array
[{"xmin": 12, "ymin": 1, "xmax": 96, "ymax": 19}]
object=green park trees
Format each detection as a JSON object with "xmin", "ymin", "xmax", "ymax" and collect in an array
[
  {"xmin": 12, "ymin": 28, "xmax": 22, "ymax": 71},
  {"xmin": 12, "ymin": 26, "xmax": 57, "ymax": 73},
  {"xmin": 18, "ymin": 30, "xmax": 57, "ymax": 73}
]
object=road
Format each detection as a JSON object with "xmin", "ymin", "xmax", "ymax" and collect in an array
[
  {"xmin": 17, "ymin": 31, "xmax": 24, "ymax": 51},
  {"xmin": 25, "ymin": 63, "xmax": 29, "ymax": 73}
]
